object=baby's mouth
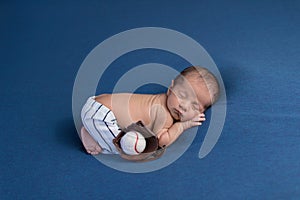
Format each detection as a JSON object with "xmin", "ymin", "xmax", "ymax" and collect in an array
[{"xmin": 174, "ymin": 109, "xmax": 182, "ymax": 119}]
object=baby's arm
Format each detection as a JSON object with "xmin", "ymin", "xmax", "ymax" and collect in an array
[{"xmin": 158, "ymin": 113, "xmax": 205, "ymax": 147}]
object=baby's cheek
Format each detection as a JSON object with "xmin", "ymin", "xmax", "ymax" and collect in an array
[
  {"xmin": 190, "ymin": 111, "xmax": 200, "ymax": 120},
  {"xmin": 181, "ymin": 112, "xmax": 195, "ymax": 122}
]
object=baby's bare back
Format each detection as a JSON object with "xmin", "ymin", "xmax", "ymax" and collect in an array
[{"xmin": 95, "ymin": 93, "xmax": 174, "ymax": 135}]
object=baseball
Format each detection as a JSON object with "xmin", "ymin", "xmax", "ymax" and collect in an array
[{"xmin": 120, "ymin": 131, "xmax": 146, "ymax": 155}]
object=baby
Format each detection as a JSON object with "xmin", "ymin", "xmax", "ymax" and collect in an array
[{"xmin": 80, "ymin": 66, "xmax": 220, "ymax": 155}]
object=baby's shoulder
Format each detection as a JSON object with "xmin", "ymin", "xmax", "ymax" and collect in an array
[{"xmin": 150, "ymin": 96, "xmax": 173, "ymax": 127}]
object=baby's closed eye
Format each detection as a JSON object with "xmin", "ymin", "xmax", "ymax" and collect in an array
[{"xmin": 177, "ymin": 91, "xmax": 187, "ymax": 98}]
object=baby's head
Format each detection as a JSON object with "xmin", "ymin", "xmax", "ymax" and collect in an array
[{"xmin": 167, "ymin": 66, "xmax": 220, "ymax": 121}]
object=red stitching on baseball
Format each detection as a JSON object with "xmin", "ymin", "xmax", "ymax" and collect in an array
[{"xmin": 134, "ymin": 132, "xmax": 140, "ymax": 153}]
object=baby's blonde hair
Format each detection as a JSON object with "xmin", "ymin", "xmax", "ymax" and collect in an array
[{"xmin": 174, "ymin": 66, "xmax": 220, "ymax": 105}]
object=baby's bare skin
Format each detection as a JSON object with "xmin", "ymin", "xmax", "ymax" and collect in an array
[
  {"xmin": 81, "ymin": 127, "xmax": 102, "ymax": 155},
  {"xmin": 95, "ymin": 93, "xmax": 174, "ymax": 135},
  {"xmin": 81, "ymin": 93, "xmax": 173, "ymax": 154},
  {"xmin": 81, "ymin": 69, "xmax": 214, "ymax": 155}
]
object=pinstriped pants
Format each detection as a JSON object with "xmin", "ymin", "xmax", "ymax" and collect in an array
[{"xmin": 81, "ymin": 96, "xmax": 121, "ymax": 154}]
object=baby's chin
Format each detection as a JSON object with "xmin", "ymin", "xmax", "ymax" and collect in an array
[
  {"xmin": 170, "ymin": 112, "xmax": 180, "ymax": 121},
  {"xmin": 172, "ymin": 112, "xmax": 190, "ymax": 122},
  {"xmin": 171, "ymin": 114, "xmax": 191, "ymax": 123},
  {"xmin": 174, "ymin": 115, "xmax": 188, "ymax": 122}
]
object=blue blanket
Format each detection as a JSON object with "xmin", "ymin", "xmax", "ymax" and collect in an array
[{"xmin": 1, "ymin": 0, "xmax": 299, "ymax": 199}]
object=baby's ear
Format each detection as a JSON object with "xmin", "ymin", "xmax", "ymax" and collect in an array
[{"xmin": 167, "ymin": 80, "xmax": 175, "ymax": 95}]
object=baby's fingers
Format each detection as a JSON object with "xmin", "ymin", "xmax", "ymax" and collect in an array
[
  {"xmin": 194, "ymin": 114, "xmax": 206, "ymax": 122},
  {"xmin": 189, "ymin": 121, "xmax": 202, "ymax": 127},
  {"xmin": 189, "ymin": 115, "xmax": 205, "ymax": 127}
]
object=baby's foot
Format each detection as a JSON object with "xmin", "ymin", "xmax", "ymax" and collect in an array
[{"xmin": 80, "ymin": 127, "xmax": 102, "ymax": 155}]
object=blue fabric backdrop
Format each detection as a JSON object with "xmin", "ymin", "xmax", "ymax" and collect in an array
[{"xmin": 1, "ymin": 0, "xmax": 299, "ymax": 199}]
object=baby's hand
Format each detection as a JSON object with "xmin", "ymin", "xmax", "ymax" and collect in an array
[{"xmin": 181, "ymin": 113, "xmax": 206, "ymax": 130}]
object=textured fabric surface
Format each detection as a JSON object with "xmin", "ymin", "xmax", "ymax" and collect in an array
[{"xmin": 1, "ymin": 0, "xmax": 299, "ymax": 199}]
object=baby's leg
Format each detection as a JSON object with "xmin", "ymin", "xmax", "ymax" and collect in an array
[{"xmin": 80, "ymin": 126, "xmax": 102, "ymax": 155}]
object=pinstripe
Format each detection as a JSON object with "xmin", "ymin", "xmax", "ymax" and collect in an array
[
  {"xmin": 82, "ymin": 107, "xmax": 110, "ymax": 151},
  {"xmin": 82, "ymin": 100, "xmax": 97, "ymax": 136},
  {"xmin": 90, "ymin": 104, "xmax": 113, "ymax": 151},
  {"xmin": 92, "ymin": 119, "xmax": 113, "ymax": 152},
  {"xmin": 81, "ymin": 97, "xmax": 120, "ymax": 154},
  {"xmin": 82, "ymin": 119, "xmax": 107, "ymax": 150},
  {"xmin": 103, "ymin": 110, "xmax": 110, "ymax": 121},
  {"xmin": 82, "ymin": 100, "xmax": 111, "ymax": 152},
  {"xmin": 104, "ymin": 122, "xmax": 117, "ymax": 138},
  {"xmin": 91, "ymin": 104, "xmax": 103, "ymax": 119},
  {"xmin": 83, "ymin": 101, "xmax": 96, "ymax": 121},
  {"xmin": 102, "ymin": 110, "xmax": 117, "ymax": 138}
]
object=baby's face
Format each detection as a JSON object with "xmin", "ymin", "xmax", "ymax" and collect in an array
[{"xmin": 167, "ymin": 76, "xmax": 211, "ymax": 122}]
